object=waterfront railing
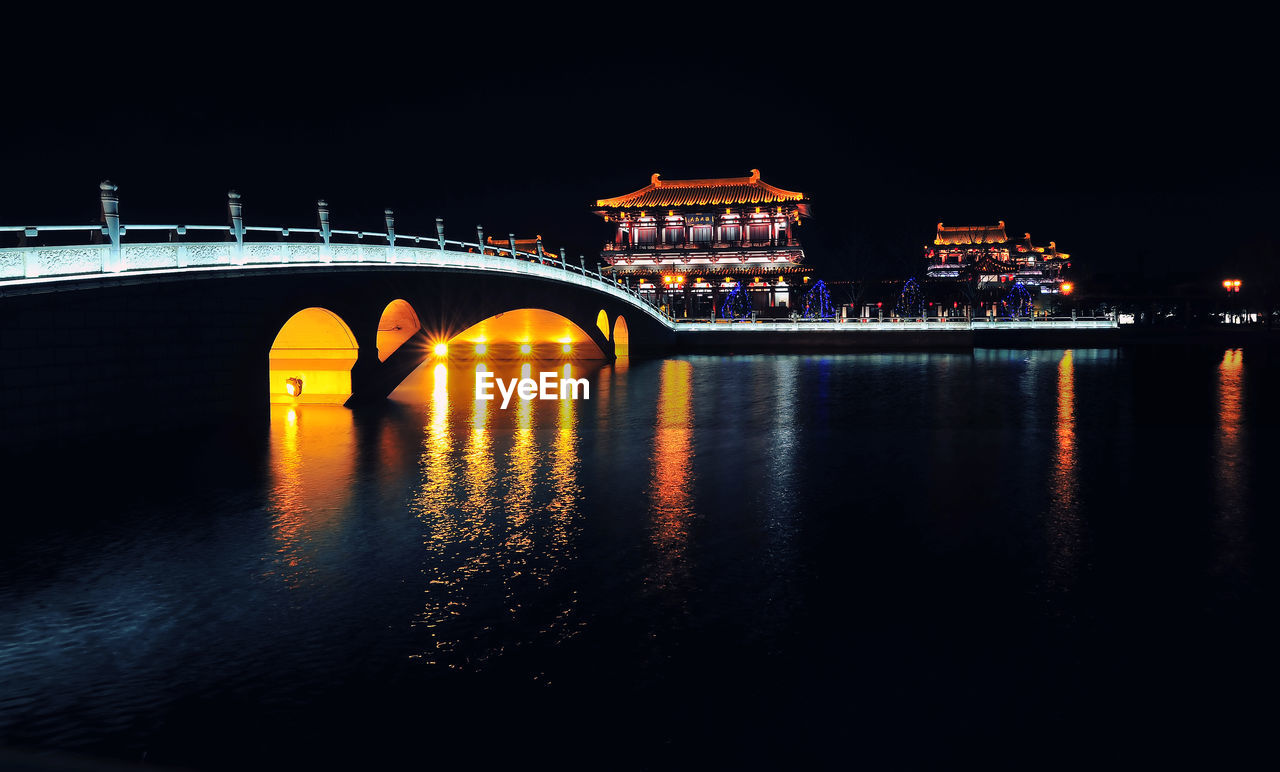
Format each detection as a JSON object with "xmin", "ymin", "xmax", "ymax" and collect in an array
[{"xmin": 672, "ymin": 315, "xmax": 1118, "ymax": 330}]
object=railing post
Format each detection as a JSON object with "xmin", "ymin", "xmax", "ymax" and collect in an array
[
  {"xmin": 579, "ymin": 255, "xmax": 585, "ymax": 275},
  {"xmin": 228, "ymin": 190, "xmax": 244, "ymax": 265},
  {"xmin": 435, "ymin": 217, "xmax": 446, "ymax": 252},
  {"xmin": 384, "ymin": 209, "xmax": 396, "ymax": 262},
  {"xmin": 100, "ymin": 181, "xmax": 120, "ymax": 272},
  {"xmin": 509, "ymin": 233, "xmax": 517, "ymax": 260},
  {"xmin": 559, "ymin": 247, "xmax": 566, "ymax": 269},
  {"xmin": 535, "ymin": 235, "xmax": 544, "ymax": 264},
  {"xmin": 317, "ymin": 199, "xmax": 331, "ymax": 262},
  {"xmin": 476, "ymin": 225, "xmax": 485, "ymax": 255},
  {"xmin": 23, "ymin": 245, "xmax": 39, "ymax": 278}
]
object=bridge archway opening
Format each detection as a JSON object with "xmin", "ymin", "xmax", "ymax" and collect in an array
[
  {"xmin": 269, "ymin": 307, "xmax": 359, "ymax": 404},
  {"xmin": 613, "ymin": 315, "xmax": 630, "ymax": 357},
  {"xmin": 596, "ymin": 310, "xmax": 609, "ymax": 338},
  {"xmin": 448, "ymin": 308, "xmax": 605, "ymax": 360},
  {"xmin": 376, "ymin": 299, "xmax": 422, "ymax": 362}
]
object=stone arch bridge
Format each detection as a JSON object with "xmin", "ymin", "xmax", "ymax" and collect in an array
[{"xmin": 0, "ymin": 185, "xmax": 675, "ymax": 447}]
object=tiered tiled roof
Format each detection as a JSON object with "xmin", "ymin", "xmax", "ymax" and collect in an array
[
  {"xmin": 596, "ymin": 170, "xmax": 807, "ymax": 209},
  {"xmin": 935, "ymin": 221, "xmax": 1008, "ymax": 246}
]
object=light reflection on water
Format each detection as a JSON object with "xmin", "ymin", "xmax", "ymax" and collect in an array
[
  {"xmin": 1047, "ymin": 350, "xmax": 1080, "ymax": 591},
  {"xmin": 1213, "ymin": 348, "xmax": 1248, "ymax": 576},
  {"xmin": 5, "ymin": 348, "xmax": 1277, "ymax": 767},
  {"xmin": 385, "ymin": 359, "xmax": 596, "ymax": 669},
  {"xmin": 267, "ymin": 404, "xmax": 355, "ymax": 587},
  {"xmin": 649, "ymin": 359, "xmax": 694, "ymax": 597}
]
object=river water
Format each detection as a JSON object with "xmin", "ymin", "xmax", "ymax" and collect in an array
[{"xmin": 1, "ymin": 348, "xmax": 1276, "ymax": 768}]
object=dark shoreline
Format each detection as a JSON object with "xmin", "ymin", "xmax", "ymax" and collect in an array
[{"xmin": 674, "ymin": 325, "xmax": 1278, "ymax": 353}]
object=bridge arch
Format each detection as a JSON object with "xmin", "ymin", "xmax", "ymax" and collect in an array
[
  {"xmin": 376, "ymin": 299, "xmax": 422, "ymax": 362},
  {"xmin": 596, "ymin": 309, "xmax": 609, "ymax": 338},
  {"xmin": 269, "ymin": 307, "xmax": 359, "ymax": 404},
  {"xmin": 447, "ymin": 308, "xmax": 605, "ymax": 359},
  {"xmin": 613, "ymin": 315, "xmax": 630, "ymax": 357}
]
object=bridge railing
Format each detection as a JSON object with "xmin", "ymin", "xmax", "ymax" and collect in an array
[
  {"xmin": 672, "ymin": 315, "xmax": 1118, "ymax": 330},
  {"xmin": 0, "ymin": 190, "xmax": 675, "ymax": 327}
]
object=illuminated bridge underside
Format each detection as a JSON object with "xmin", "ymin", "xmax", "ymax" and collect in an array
[{"xmin": 449, "ymin": 308, "xmax": 605, "ymax": 360}]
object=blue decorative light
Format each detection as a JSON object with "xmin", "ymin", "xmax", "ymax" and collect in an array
[
  {"xmin": 895, "ymin": 277, "xmax": 924, "ymax": 317},
  {"xmin": 720, "ymin": 282, "xmax": 752, "ymax": 319},
  {"xmin": 1003, "ymin": 282, "xmax": 1033, "ymax": 317},
  {"xmin": 803, "ymin": 279, "xmax": 834, "ymax": 319}
]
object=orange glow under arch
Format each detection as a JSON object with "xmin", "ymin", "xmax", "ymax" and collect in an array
[
  {"xmin": 596, "ymin": 310, "xmax": 609, "ymax": 338},
  {"xmin": 269, "ymin": 307, "xmax": 359, "ymax": 404},
  {"xmin": 376, "ymin": 299, "xmax": 422, "ymax": 362},
  {"xmin": 447, "ymin": 308, "xmax": 605, "ymax": 359},
  {"xmin": 613, "ymin": 315, "xmax": 630, "ymax": 357}
]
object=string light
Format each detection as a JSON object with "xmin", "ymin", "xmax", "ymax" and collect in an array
[
  {"xmin": 719, "ymin": 282, "xmax": 752, "ymax": 320},
  {"xmin": 1003, "ymin": 282, "xmax": 1034, "ymax": 317},
  {"xmin": 803, "ymin": 279, "xmax": 835, "ymax": 319},
  {"xmin": 894, "ymin": 277, "xmax": 924, "ymax": 317}
]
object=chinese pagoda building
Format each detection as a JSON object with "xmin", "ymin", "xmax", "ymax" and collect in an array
[
  {"xmin": 924, "ymin": 221, "xmax": 1070, "ymax": 293},
  {"xmin": 593, "ymin": 169, "xmax": 811, "ymax": 316}
]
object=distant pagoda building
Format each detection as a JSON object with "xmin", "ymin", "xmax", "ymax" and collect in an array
[
  {"xmin": 592, "ymin": 169, "xmax": 811, "ymax": 316},
  {"xmin": 477, "ymin": 235, "xmax": 556, "ymax": 260},
  {"xmin": 924, "ymin": 221, "xmax": 1070, "ymax": 294}
]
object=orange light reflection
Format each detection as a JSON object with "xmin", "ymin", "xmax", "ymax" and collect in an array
[
  {"xmin": 1213, "ymin": 348, "xmax": 1248, "ymax": 573},
  {"xmin": 1047, "ymin": 350, "xmax": 1080, "ymax": 590},
  {"xmin": 650, "ymin": 359, "xmax": 694, "ymax": 594},
  {"xmin": 267, "ymin": 404, "xmax": 356, "ymax": 586}
]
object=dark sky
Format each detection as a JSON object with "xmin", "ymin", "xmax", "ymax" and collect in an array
[{"xmin": 4, "ymin": 12, "xmax": 1274, "ymax": 286}]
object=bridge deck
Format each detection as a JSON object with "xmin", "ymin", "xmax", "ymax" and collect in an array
[{"xmin": 0, "ymin": 239, "xmax": 673, "ymax": 326}]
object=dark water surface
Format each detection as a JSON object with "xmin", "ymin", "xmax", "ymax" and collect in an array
[{"xmin": 2, "ymin": 349, "xmax": 1277, "ymax": 768}]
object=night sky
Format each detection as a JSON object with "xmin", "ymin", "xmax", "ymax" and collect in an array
[{"xmin": 4, "ymin": 14, "xmax": 1274, "ymax": 289}]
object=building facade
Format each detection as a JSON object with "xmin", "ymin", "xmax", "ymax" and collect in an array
[
  {"xmin": 925, "ymin": 221, "xmax": 1070, "ymax": 294},
  {"xmin": 593, "ymin": 170, "xmax": 812, "ymax": 317}
]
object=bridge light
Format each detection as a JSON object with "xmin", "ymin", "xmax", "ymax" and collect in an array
[
  {"xmin": 285, "ymin": 377, "xmax": 303, "ymax": 397},
  {"xmin": 1061, "ymin": 282, "xmax": 1074, "ymax": 296},
  {"xmin": 475, "ymin": 343, "xmax": 487, "ymax": 355},
  {"xmin": 562, "ymin": 343, "xmax": 572, "ymax": 354},
  {"xmin": 433, "ymin": 343, "xmax": 448, "ymax": 357},
  {"xmin": 520, "ymin": 343, "xmax": 532, "ymax": 355}
]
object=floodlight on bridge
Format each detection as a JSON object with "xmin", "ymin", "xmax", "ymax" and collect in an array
[
  {"xmin": 285, "ymin": 377, "xmax": 303, "ymax": 397},
  {"xmin": 433, "ymin": 343, "xmax": 448, "ymax": 357}
]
